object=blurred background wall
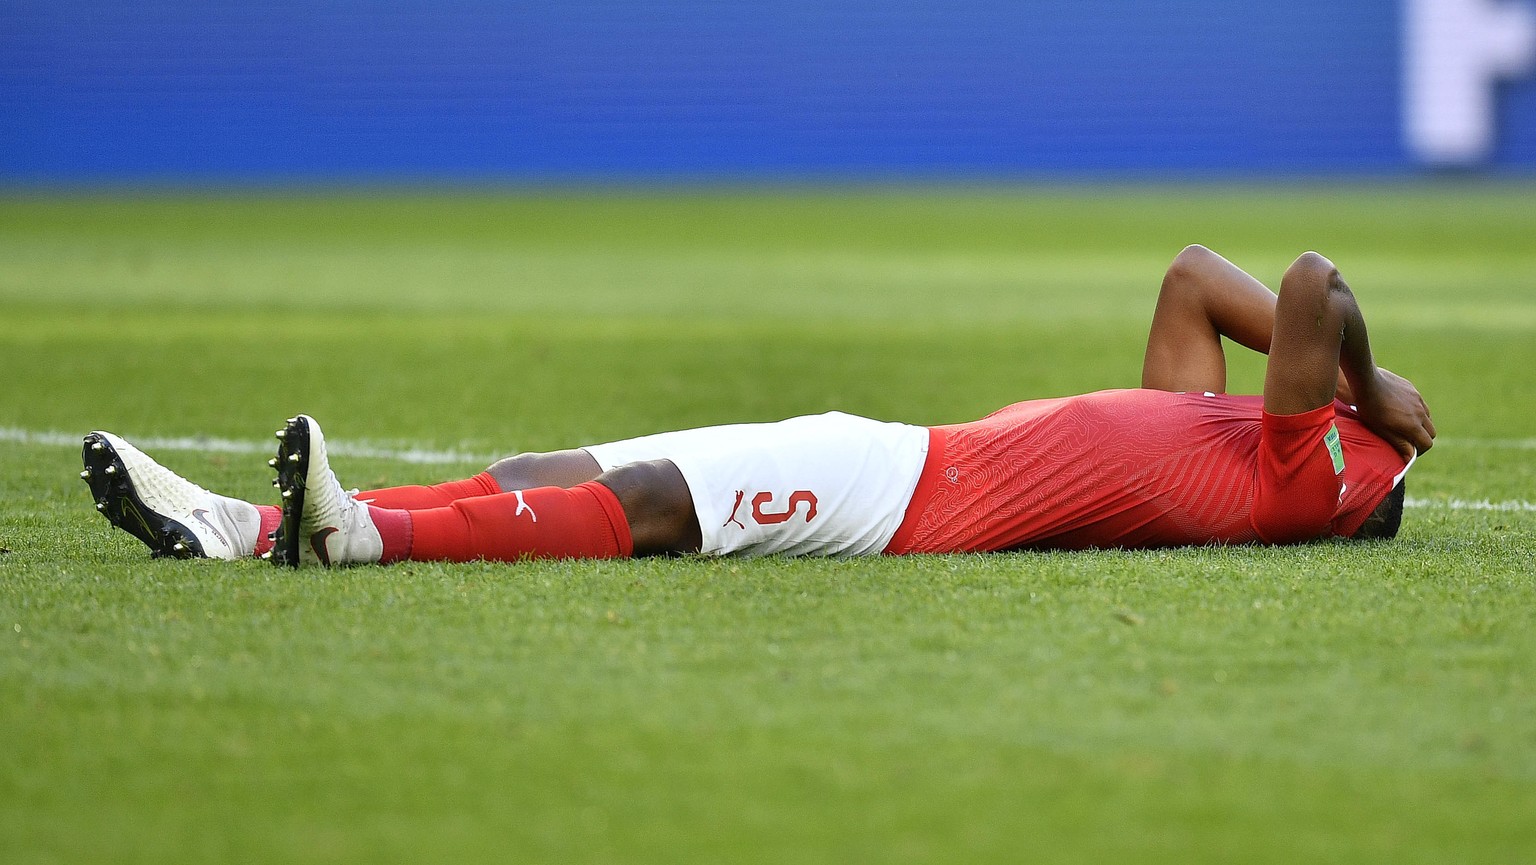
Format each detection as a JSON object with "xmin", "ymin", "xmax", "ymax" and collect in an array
[{"xmin": 3, "ymin": 0, "xmax": 1534, "ymax": 182}]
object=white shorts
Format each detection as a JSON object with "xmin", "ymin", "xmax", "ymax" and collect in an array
[{"xmin": 584, "ymin": 412, "xmax": 930, "ymax": 557}]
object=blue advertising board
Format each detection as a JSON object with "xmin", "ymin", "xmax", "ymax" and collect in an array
[{"xmin": 2, "ymin": 0, "xmax": 1534, "ymax": 180}]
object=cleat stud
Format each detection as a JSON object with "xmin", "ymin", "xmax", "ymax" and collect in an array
[
  {"xmin": 281, "ymin": 489, "xmax": 293, "ymax": 498},
  {"xmin": 268, "ymin": 457, "xmax": 279, "ymax": 468},
  {"xmin": 288, "ymin": 453, "xmax": 302, "ymax": 463},
  {"xmin": 90, "ymin": 442, "xmax": 104, "ymax": 451},
  {"xmin": 272, "ymin": 479, "xmax": 281, "ymax": 488},
  {"xmin": 80, "ymin": 469, "xmax": 91, "ymax": 480},
  {"xmin": 275, "ymin": 430, "xmax": 286, "ymax": 439},
  {"xmin": 173, "ymin": 543, "xmax": 186, "ymax": 552},
  {"xmin": 95, "ymin": 502, "xmax": 106, "ymax": 511},
  {"xmin": 104, "ymin": 465, "xmax": 117, "ymax": 475}
]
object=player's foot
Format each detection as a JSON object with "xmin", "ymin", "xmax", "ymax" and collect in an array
[
  {"xmin": 269, "ymin": 414, "xmax": 383, "ymax": 567},
  {"xmin": 80, "ymin": 431, "xmax": 262, "ymax": 560}
]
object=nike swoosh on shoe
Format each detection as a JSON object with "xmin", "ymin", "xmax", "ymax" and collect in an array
[
  {"xmin": 191, "ymin": 508, "xmax": 231, "ymax": 548},
  {"xmin": 310, "ymin": 527, "xmax": 338, "ymax": 567}
]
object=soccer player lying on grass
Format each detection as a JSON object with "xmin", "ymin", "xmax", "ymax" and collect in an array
[{"xmin": 82, "ymin": 246, "xmax": 1435, "ymax": 567}]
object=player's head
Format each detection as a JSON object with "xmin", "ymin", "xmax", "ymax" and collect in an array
[{"xmin": 1350, "ymin": 479, "xmax": 1405, "ymax": 541}]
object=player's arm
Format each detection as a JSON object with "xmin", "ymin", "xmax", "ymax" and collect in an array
[
  {"xmin": 1142, "ymin": 244, "xmax": 1356, "ymax": 399},
  {"xmin": 1263, "ymin": 251, "xmax": 1435, "ymax": 458},
  {"xmin": 1141, "ymin": 244, "xmax": 1279, "ymax": 393}
]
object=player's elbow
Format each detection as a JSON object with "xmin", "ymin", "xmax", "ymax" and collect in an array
[
  {"xmin": 1284, "ymin": 251, "xmax": 1337, "ymax": 287},
  {"xmin": 1279, "ymin": 251, "xmax": 1345, "ymax": 313},
  {"xmin": 1160, "ymin": 244, "xmax": 1220, "ymax": 298},
  {"xmin": 1166, "ymin": 244, "xmax": 1219, "ymax": 281}
]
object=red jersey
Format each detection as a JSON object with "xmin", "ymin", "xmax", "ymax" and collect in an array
[{"xmin": 885, "ymin": 389, "xmax": 1412, "ymax": 553}]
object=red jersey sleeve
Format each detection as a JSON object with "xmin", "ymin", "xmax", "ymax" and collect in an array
[{"xmin": 1251, "ymin": 403, "xmax": 1343, "ymax": 544}]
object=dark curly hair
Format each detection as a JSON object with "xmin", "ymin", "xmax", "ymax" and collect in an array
[{"xmin": 1351, "ymin": 479, "xmax": 1406, "ymax": 541}]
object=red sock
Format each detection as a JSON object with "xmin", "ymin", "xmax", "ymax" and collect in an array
[
  {"xmin": 378, "ymin": 481, "xmax": 634, "ymax": 563},
  {"xmin": 254, "ymin": 506, "xmax": 282, "ymax": 556},
  {"xmin": 355, "ymin": 472, "xmax": 501, "ymax": 510}
]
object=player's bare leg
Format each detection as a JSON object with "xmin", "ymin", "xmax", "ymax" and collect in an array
[
  {"xmin": 445, "ymin": 451, "xmax": 698, "ymax": 554},
  {"xmin": 594, "ymin": 459, "xmax": 702, "ymax": 555},
  {"xmin": 343, "ymin": 452, "xmax": 601, "ymax": 512},
  {"xmin": 273, "ymin": 414, "xmax": 700, "ymax": 566},
  {"xmin": 483, "ymin": 452, "xmax": 701, "ymax": 552},
  {"xmin": 486, "ymin": 450, "xmax": 603, "ymax": 491}
]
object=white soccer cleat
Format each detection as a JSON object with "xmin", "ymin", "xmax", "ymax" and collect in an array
[
  {"xmin": 269, "ymin": 414, "xmax": 382, "ymax": 568},
  {"xmin": 80, "ymin": 431, "xmax": 261, "ymax": 560}
]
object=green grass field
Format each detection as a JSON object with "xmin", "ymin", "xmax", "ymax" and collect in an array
[{"xmin": 2, "ymin": 185, "xmax": 1534, "ymax": 864}]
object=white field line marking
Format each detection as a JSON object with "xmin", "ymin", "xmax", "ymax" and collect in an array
[
  {"xmin": 0, "ymin": 426, "xmax": 501, "ymax": 466},
  {"xmin": 1456, "ymin": 437, "xmax": 1536, "ymax": 450},
  {"xmin": 1405, "ymin": 497, "xmax": 1536, "ymax": 513},
  {"xmin": 4, "ymin": 426, "xmax": 1536, "ymax": 512}
]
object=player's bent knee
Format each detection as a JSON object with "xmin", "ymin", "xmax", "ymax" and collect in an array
[{"xmin": 596, "ymin": 460, "xmax": 702, "ymax": 556}]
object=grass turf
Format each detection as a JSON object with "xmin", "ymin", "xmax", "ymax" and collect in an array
[{"xmin": 1, "ymin": 185, "xmax": 1534, "ymax": 863}]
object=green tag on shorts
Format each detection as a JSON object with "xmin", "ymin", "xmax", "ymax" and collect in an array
[{"xmin": 1324, "ymin": 424, "xmax": 1345, "ymax": 475}]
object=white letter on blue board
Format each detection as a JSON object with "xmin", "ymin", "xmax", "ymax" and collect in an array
[{"xmin": 1404, "ymin": 0, "xmax": 1536, "ymax": 164}]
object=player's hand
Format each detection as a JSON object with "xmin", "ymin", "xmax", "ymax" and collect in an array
[{"xmin": 1354, "ymin": 367, "xmax": 1435, "ymax": 461}]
